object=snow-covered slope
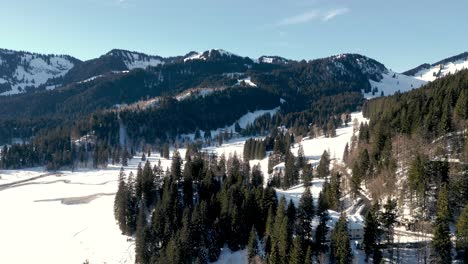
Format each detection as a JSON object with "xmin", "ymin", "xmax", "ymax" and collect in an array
[
  {"xmin": 183, "ymin": 49, "xmax": 251, "ymax": 63},
  {"xmin": 0, "ymin": 49, "xmax": 77, "ymax": 95},
  {"xmin": 365, "ymin": 70, "xmax": 427, "ymax": 99},
  {"xmin": 106, "ymin": 49, "xmax": 164, "ymax": 70},
  {"xmin": 257, "ymin": 55, "xmax": 292, "ymax": 65},
  {"xmin": 404, "ymin": 52, "xmax": 468, "ymax": 82}
]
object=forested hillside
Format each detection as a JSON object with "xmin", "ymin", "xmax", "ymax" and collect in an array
[{"xmin": 346, "ymin": 70, "xmax": 468, "ymax": 262}]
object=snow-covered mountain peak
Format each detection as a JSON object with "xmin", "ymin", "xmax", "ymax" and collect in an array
[
  {"xmin": 326, "ymin": 53, "xmax": 427, "ymax": 99},
  {"xmin": 0, "ymin": 49, "xmax": 78, "ymax": 95},
  {"xmin": 258, "ymin": 55, "xmax": 292, "ymax": 65},
  {"xmin": 105, "ymin": 49, "xmax": 164, "ymax": 70},
  {"xmin": 404, "ymin": 52, "xmax": 468, "ymax": 82},
  {"xmin": 183, "ymin": 49, "xmax": 248, "ymax": 63}
]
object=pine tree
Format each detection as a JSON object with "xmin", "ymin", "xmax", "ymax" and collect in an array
[
  {"xmin": 171, "ymin": 150, "xmax": 182, "ymax": 180},
  {"xmin": 297, "ymin": 144, "xmax": 306, "ymax": 168},
  {"xmin": 268, "ymin": 244, "xmax": 280, "ymax": 264},
  {"xmin": 456, "ymin": 205, "xmax": 468, "ymax": 262},
  {"xmin": 297, "ymin": 187, "xmax": 314, "ymax": 243},
  {"xmin": 284, "ymin": 151, "xmax": 298, "ymax": 189},
  {"xmin": 126, "ymin": 172, "xmax": 137, "ymax": 234},
  {"xmin": 289, "ymin": 237, "xmax": 304, "ymax": 264},
  {"xmin": 247, "ymin": 226, "xmax": 258, "ymax": 260},
  {"xmin": 317, "ymin": 150, "xmax": 330, "ymax": 178},
  {"xmin": 363, "ymin": 203, "xmax": 380, "ymax": 261},
  {"xmin": 251, "ymin": 164, "xmax": 264, "ymax": 188},
  {"xmin": 304, "ymin": 246, "xmax": 312, "ymax": 264},
  {"xmin": 382, "ymin": 198, "xmax": 397, "ymax": 245},
  {"xmin": 342, "ymin": 142, "xmax": 349, "ymax": 164},
  {"xmin": 432, "ymin": 184, "xmax": 452, "ymax": 264},
  {"xmin": 331, "ymin": 214, "xmax": 352, "ymax": 264},
  {"xmin": 114, "ymin": 167, "xmax": 129, "ymax": 234},
  {"xmin": 135, "ymin": 206, "xmax": 149, "ymax": 264},
  {"xmin": 316, "ymin": 192, "xmax": 330, "ymax": 253}
]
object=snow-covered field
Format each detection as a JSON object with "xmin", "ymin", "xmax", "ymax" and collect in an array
[
  {"xmin": 292, "ymin": 112, "xmax": 368, "ymax": 165},
  {"xmin": 0, "ymin": 154, "xmax": 175, "ymax": 264}
]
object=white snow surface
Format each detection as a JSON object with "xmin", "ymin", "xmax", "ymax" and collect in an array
[
  {"xmin": 124, "ymin": 56, "xmax": 164, "ymax": 70},
  {"xmin": 236, "ymin": 77, "xmax": 257, "ymax": 87},
  {"xmin": 180, "ymin": 107, "xmax": 280, "ymax": 141},
  {"xmin": 291, "ymin": 112, "xmax": 368, "ymax": 166},
  {"xmin": 0, "ymin": 54, "xmax": 74, "ymax": 96},
  {"xmin": 212, "ymin": 246, "xmax": 247, "ymax": 264},
  {"xmin": 365, "ymin": 71, "xmax": 427, "ymax": 99},
  {"xmin": 0, "ymin": 154, "xmax": 175, "ymax": 264},
  {"xmin": 412, "ymin": 59, "xmax": 468, "ymax": 82},
  {"xmin": 184, "ymin": 49, "xmax": 238, "ymax": 62}
]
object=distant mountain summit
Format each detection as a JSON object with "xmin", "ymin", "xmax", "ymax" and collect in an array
[
  {"xmin": 0, "ymin": 49, "xmax": 78, "ymax": 95},
  {"xmin": 403, "ymin": 52, "xmax": 468, "ymax": 82}
]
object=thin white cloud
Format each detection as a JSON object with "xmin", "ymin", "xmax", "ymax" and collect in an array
[
  {"xmin": 276, "ymin": 8, "xmax": 349, "ymax": 26},
  {"xmin": 276, "ymin": 10, "xmax": 319, "ymax": 26},
  {"xmin": 322, "ymin": 8, "xmax": 350, "ymax": 21}
]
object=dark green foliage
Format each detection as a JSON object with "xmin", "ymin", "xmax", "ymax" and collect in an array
[
  {"xmin": 243, "ymin": 138, "xmax": 267, "ymax": 161},
  {"xmin": 331, "ymin": 214, "xmax": 352, "ymax": 264},
  {"xmin": 317, "ymin": 150, "xmax": 330, "ymax": 178},
  {"xmin": 247, "ymin": 226, "xmax": 259, "ymax": 260},
  {"xmin": 363, "ymin": 203, "xmax": 381, "ymax": 261},
  {"xmin": 363, "ymin": 69, "xmax": 468, "ymax": 140},
  {"xmin": 432, "ymin": 184, "xmax": 452, "ymax": 264},
  {"xmin": 322, "ymin": 172, "xmax": 341, "ymax": 211},
  {"xmin": 283, "ymin": 150, "xmax": 299, "ymax": 189},
  {"xmin": 289, "ymin": 237, "xmax": 304, "ymax": 264},
  {"xmin": 456, "ymin": 205, "xmax": 468, "ymax": 262},
  {"xmin": 381, "ymin": 198, "xmax": 397, "ymax": 245},
  {"xmin": 297, "ymin": 187, "xmax": 315, "ymax": 243}
]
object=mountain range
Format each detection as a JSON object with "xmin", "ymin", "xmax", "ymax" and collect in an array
[
  {"xmin": 3, "ymin": 48, "xmax": 466, "ymax": 97},
  {"xmin": 0, "ymin": 47, "xmax": 466, "ymax": 145}
]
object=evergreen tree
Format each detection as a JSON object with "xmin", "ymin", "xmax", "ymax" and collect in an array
[
  {"xmin": 331, "ymin": 214, "xmax": 352, "ymax": 264},
  {"xmin": 381, "ymin": 198, "xmax": 397, "ymax": 245},
  {"xmin": 342, "ymin": 143, "xmax": 349, "ymax": 164},
  {"xmin": 297, "ymin": 187, "xmax": 314, "ymax": 243},
  {"xmin": 171, "ymin": 150, "xmax": 182, "ymax": 180},
  {"xmin": 304, "ymin": 246, "xmax": 312, "ymax": 264},
  {"xmin": 432, "ymin": 184, "xmax": 452, "ymax": 264},
  {"xmin": 289, "ymin": 237, "xmax": 304, "ymax": 264},
  {"xmin": 284, "ymin": 151, "xmax": 298, "ymax": 189},
  {"xmin": 114, "ymin": 167, "xmax": 129, "ymax": 234},
  {"xmin": 363, "ymin": 203, "xmax": 380, "ymax": 261},
  {"xmin": 316, "ymin": 191, "xmax": 330, "ymax": 253},
  {"xmin": 456, "ymin": 205, "xmax": 468, "ymax": 262},
  {"xmin": 135, "ymin": 206, "xmax": 149, "ymax": 264},
  {"xmin": 317, "ymin": 150, "xmax": 330, "ymax": 178},
  {"xmin": 247, "ymin": 226, "xmax": 258, "ymax": 261},
  {"xmin": 297, "ymin": 144, "xmax": 306, "ymax": 169}
]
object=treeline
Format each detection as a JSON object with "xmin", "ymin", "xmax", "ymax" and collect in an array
[
  {"xmin": 0, "ymin": 126, "xmax": 131, "ymax": 170},
  {"xmin": 113, "ymin": 150, "xmax": 356, "ymax": 264}
]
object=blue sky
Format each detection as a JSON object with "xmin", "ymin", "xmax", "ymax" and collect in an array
[{"xmin": 1, "ymin": 0, "xmax": 467, "ymax": 71}]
